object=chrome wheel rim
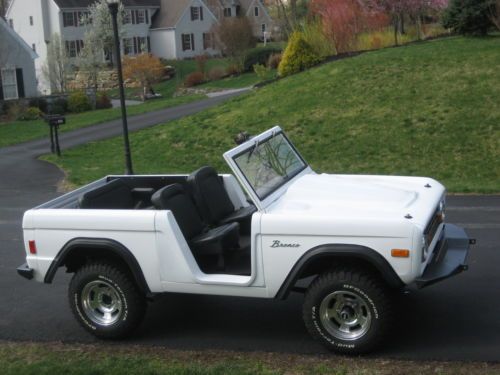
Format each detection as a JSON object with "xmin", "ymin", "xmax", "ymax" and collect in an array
[
  {"xmin": 319, "ymin": 290, "xmax": 372, "ymax": 341},
  {"xmin": 81, "ymin": 280, "xmax": 123, "ymax": 326}
]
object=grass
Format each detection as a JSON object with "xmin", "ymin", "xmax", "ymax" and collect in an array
[
  {"xmin": 43, "ymin": 36, "xmax": 500, "ymax": 193},
  {"xmin": 1, "ymin": 341, "xmax": 499, "ymax": 375},
  {"xmin": 199, "ymin": 72, "xmax": 263, "ymax": 90},
  {"xmin": 0, "ymin": 94, "xmax": 202, "ymax": 148}
]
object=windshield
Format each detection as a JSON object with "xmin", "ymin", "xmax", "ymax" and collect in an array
[{"xmin": 233, "ymin": 132, "xmax": 307, "ymax": 200}]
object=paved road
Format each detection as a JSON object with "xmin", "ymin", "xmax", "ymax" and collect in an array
[{"xmin": 0, "ymin": 96, "xmax": 499, "ymax": 360}]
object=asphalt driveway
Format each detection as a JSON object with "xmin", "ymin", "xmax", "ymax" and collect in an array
[{"xmin": 0, "ymin": 95, "xmax": 499, "ymax": 361}]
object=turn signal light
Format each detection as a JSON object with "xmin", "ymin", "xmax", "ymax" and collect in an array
[
  {"xmin": 391, "ymin": 249, "xmax": 410, "ymax": 258},
  {"xmin": 28, "ymin": 240, "xmax": 37, "ymax": 255}
]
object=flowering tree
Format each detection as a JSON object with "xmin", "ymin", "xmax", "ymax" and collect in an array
[
  {"xmin": 122, "ymin": 53, "xmax": 165, "ymax": 101},
  {"xmin": 310, "ymin": 0, "xmax": 388, "ymax": 53}
]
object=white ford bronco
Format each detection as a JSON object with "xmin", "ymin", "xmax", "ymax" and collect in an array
[{"xmin": 18, "ymin": 126, "xmax": 472, "ymax": 354}]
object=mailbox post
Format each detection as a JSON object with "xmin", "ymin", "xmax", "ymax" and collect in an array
[{"xmin": 45, "ymin": 115, "xmax": 65, "ymax": 156}]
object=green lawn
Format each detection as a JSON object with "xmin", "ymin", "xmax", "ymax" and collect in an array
[
  {"xmin": 44, "ymin": 36, "xmax": 500, "ymax": 193},
  {"xmin": 0, "ymin": 94, "xmax": 202, "ymax": 148},
  {"xmin": 1, "ymin": 341, "xmax": 497, "ymax": 375}
]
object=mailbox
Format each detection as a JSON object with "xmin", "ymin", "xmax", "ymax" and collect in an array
[
  {"xmin": 44, "ymin": 115, "xmax": 65, "ymax": 156},
  {"xmin": 45, "ymin": 115, "xmax": 66, "ymax": 127}
]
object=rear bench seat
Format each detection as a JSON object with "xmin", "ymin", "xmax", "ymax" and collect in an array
[{"xmin": 78, "ymin": 179, "xmax": 153, "ymax": 209}]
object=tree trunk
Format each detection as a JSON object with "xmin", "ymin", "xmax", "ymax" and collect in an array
[
  {"xmin": 393, "ymin": 17, "xmax": 399, "ymax": 46},
  {"xmin": 416, "ymin": 15, "xmax": 422, "ymax": 40}
]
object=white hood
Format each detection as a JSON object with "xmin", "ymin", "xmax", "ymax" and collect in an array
[{"xmin": 268, "ymin": 173, "xmax": 444, "ymax": 227}]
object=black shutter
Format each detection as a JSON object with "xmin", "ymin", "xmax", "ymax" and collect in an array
[
  {"xmin": 132, "ymin": 10, "xmax": 136, "ymax": 24},
  {"xmin": 191, "ymin": 33, "xmax": 194, "ymax": 50},
  {"xmin": 200, "ymin": 6, "xmax": 203, "ymax": 21},
  {"xmin": 16, "ymin": 69, "xmax": 25, "ymax": 98},
  {"xmin": 133, "ymin": 37, "xmax": 138, "ymax": 54},
  {"xmin": 0, "ymin": 73, "xmax": 4, "ymax": 101},
  {"xmin": 147, "ymin": 36, "xmax": 151, "ymax": 52},
  {"xmin": 190, "ymin": 7, "xmax": 194, "ymax": 20},
  {"xmin": 145, "ymin": 9, "xmax": 149, "ymax": 24}
]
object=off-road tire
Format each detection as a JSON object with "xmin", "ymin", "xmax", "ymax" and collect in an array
[
  {"xmin": 69, "ymin": 262, "xmax": 146, "ymax": 339},
  {"xmin": 303, "ymin": 268, "xmax": 393, "ymax": 355}
]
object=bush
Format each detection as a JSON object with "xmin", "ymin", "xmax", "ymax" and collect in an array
[
  {"xmin": 253, "ymin": 64, "xmax": 269, "ymax": 81},
  {"xmin": 50, "ymin": 97, "xmax": 68, "ymax": 114},
  {"xmin": 29, "ymin": 97, "xmax": 48, "ymax": 113},
  {"xmin": 301, "ymin": 20, "xmax": 336, "ymax": 57},
  {"xmin": 267, "ymin": 53, "xmax": 282, "ymax": 69},
  {"xmin": 184, "ymin": 71, "xmax": 205, "ymax": 87},
  {"xmin": 208, "ymin": 66, "xmax": 226, "ymax": 81},
  {"xmin": 243, "ymin": 47, "xmax": 282, "ymax": 71},
  {"xmin": 443, "ymin": 0, "xmax": 493, "ymax": 35},
  {"xmin": 17, "ymin": 106, "xmax": 43, "ymax": 121},
  {"xmin": 68, "ymin": 91, "xmax": 92, "ymax": 113},
  {"xmin": 225, "ymin": 64, "xmax": 241, "ymax": 76},
  {"xmin": 278, "ymin": 32, "xmax": 321, "ymax": 77},
  {"xmin": 195, "ymin": 54, "xmax": 209, "ymax": 77},
  {"xmin": 96, "ymin": 92, "xmax": 112, "ymax": 109}
]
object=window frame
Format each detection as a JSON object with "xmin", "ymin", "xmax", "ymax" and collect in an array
[
  {"xmin": 1, "ymin": 68, "xmax": 19, "ymax": 101},
  {"xmin": 254, "ymin": 6, "xmax": 259, "ymax": 17}
]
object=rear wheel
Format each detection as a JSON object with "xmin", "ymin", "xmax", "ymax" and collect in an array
[
  {"xmin": 303, "ymin": 268, "xmax": 393, "ymax": 354},
  {"xmin": 69, "ymin": 262, "xmax": 146, "ymax": 339}
]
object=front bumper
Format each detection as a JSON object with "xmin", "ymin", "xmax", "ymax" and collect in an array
[
  {"xmin": 415, "ymin": 224, "xmax": 472, "ymax": 288},
  {"xmin": 17, "ymin": 263, "xmax": 34, "ymax": 280}
]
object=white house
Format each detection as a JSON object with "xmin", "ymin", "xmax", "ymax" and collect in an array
[
  {"xmin": 6, "ymin": 0, "xmax": 275, "ymax": 93},
  {"xmin": 0, "ymin": 16, "xmax": 38, "ymax": 100},
  {"xmin": 150, "ymin": 0, "xmax": 219, "ymax": 60},
  {"xmin": 5, "ymin": 0, "xmax": 160, "ymax": 94}
]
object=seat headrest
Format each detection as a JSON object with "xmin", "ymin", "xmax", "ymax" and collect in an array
[
  {"xmin": 151, "ymin": 183, "xmax": 184, "ymax": 209},
  {"xmin": 191, "ymin": 166, "xmax": 218, "ymax": 182}
]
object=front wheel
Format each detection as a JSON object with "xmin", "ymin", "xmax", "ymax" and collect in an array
[
  {"xmin": 303, "ymin": 268, "xmax": 393, "ymax": 355},
  {"xmin": 69, "ymin": 262, "xmax": 146, "ymax": 339}
]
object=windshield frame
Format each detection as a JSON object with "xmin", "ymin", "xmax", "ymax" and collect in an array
[{"xmin": 223, "ymin": 126, "xmax": 311, "ymax": 210}]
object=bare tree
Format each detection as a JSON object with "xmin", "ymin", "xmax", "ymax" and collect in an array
[
  {"xmin": 212, "ymin": 17, "xmax": 256, "ymax": 69},
  {"xmin": 42, "ymin": 33, "xmax": 71, "ymax": 93}
]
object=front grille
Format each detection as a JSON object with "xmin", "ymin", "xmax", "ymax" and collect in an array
[{"xmin": 425, "ymin": 207, "xmax": 444, "ymax": 245}]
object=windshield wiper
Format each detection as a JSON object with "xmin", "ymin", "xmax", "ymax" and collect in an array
[{"xmin": 247, "ymin": 139, "xmax": 260, "ymax": 161}]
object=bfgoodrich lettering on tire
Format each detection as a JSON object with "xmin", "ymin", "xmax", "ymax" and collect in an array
[
  {"xmin": 69, "ymin": 262, "xmax": 146, "ymax": 339},
  {"xmin": 303, "ymin": 268, "xmax": 393, "ymax": 354}
]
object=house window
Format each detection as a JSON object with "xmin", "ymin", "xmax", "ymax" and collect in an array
[
  {"xmin": 124, "ymin": 10, "xmax": 132, "ymax": 24},
  {"xmin": 63, "ymin": 12, "xmax": 75, "ymax": 27},
  {"xmin": 78, "ymin": 11, "xmax": 90, "ymax": 26},
  {"xmin": 181, "ymin": 34, "xmax": 194, "ymax": 51},
  {"xmin": 136, "ymin": 10, "xmax": 146, "ymax": 24},
  {"xmin": 29, "ymin": 16, "xmax": 34, "ymax": 26},
  {"xmin": 254, "ymin": 6, "xmax": 259, "ymax": 16},
  {"xmin": 191, "ymin": 6, "xmax": 199, "ymax": 20},
  {"xmin": 32, "ymin": 44, "xmax": 36, "ymax": 52},
  {"xmin": 261, "ymin": 24, "xmax": 266, "ymax": 33},
  {"xmin": 9, "ymin": 19, "xmax": 13, "ymax": 28},
  {"xmin": 65, "ymin": 40, "xmax": 83, "ymax": 58},
  {"xmin": 123, "ymin": 38, "xmax": 134, "ymax": 55},
  {"xmin": 203, "ymin": 33, "xmax": 214, "ymax": 50},
  {"xmin": 223, "ymin": 8, "xmax": 231, "ymax": 17},
  {"xmin": 1, "ymin": 69, "xmax": 18, "ymax": 100},
  {"xmin": 235, "ymin": 5, "xmax": 241, "ymax": 16}
]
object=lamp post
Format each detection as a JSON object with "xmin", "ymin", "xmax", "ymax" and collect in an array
[{"xmin": 107, "ymin": 0, "xmax": 133, "ymax": 175}]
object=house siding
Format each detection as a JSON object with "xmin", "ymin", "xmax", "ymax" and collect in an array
[{"xmin": 0, "ymin": 21, "xmax": 38, "ymax": 98}]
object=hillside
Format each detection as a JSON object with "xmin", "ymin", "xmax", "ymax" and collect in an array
[{"xmin": 46, "ymin": 36, "xmax": 500, "ymax": 192}]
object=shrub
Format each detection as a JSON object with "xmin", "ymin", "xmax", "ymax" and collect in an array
[
  {"xmin": 17, "ymin": 106, "xmax": 43, "ymax": 121},
  {"xmin": 253, "ymin": 64, "xmax": 269, "ymax": 81},
  {"xmin": 50, "ymin": 97, "xmax": 68, "ymax": 114},
  {"xmin": 243, "ymin": 47, "xmax": 282, "ymax": 71},
  {"xmin": 184, "ymin": 71, "xmax": 205, "ymax": 87},
  {"xmin": 301, "ymin": 20, "xmax": 336, "ymax": 57},
  {"xmin": 195, "ymin": 54, "xmax": 209, "ymax": 76},
  {"xmin": 208, "ymin": 66, "xmax": 226, "ymax": 81},
  {"xmin": 278, "ymin": 32, "xmax": 321, "ymax": 77},
  {"xmin": 226, "ymin": 64, "xmax": 241, "ymax": 76},
  {"xmin": 267, "ymin": 53, "xmax": 282, "ymax": 69},
  {"xmin": 29, "ymin": 97, "xmax": 48, "ymax": 113},
  {"xmin": 68, "ymin": 91, "xmax": 92, "ymax": 113},
  {"xmin": 443, "ymin": 0, "xmax": 493, "ymax": 35},
  {"xmin": 96, "ymin": 92, "xmax": 112, "ymax": 109},
  {"xmin": 212, "ymin": 17, "xmax": 256, "ymax": 61}
]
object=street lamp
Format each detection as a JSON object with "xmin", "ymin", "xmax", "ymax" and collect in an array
[{"xmin": 107, "ymin": 0, "xmax": 133, "ymax": 175}]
